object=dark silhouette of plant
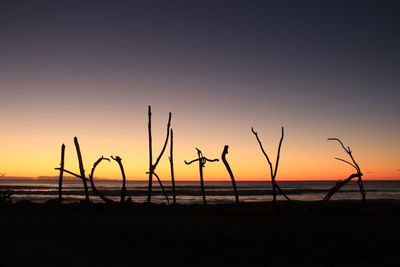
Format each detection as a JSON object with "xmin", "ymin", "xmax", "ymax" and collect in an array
[
  {"xmin": 221, "ymin": 145, "xmax": 239, "ymax": 204},
  {"xmin": 185, "ymin": 148, "xmax": 219, "ymax": 205},
  {"xmin": 251, "ymin": 127, "xmax": 290, "ymax": 203},
  {"xmin": 169, "ymin": 129, "xmax": 176, "ymax": 204},
  {"xmin": 147, "ymin": 105, "xmax": 171, "ymax": 203},
  {"xmin": 323, "ymin": 138, "xmax": 366, "ymax": 204},
  {"xmin": 111, "ymin": 156, "xmax": 127, "ymax": 203},
  {"xmin": 58, "ymin": 144, "xmax": 65, "ymax": 203},
  {"xmin": 0, "ymin": 190, "xmax": 13, "ymax": 203},
  {"xmin": 74, "ymin": 137, "xmax": 90, "ymax": 202}
]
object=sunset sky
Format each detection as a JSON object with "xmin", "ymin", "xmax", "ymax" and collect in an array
[{"xmin": 0, "ymin": 0, "xmax": 399, "ymax": 181}]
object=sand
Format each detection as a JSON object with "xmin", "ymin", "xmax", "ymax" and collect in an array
[{"xmin": 1, "ymin": 200, "xmax": 400, "ymax": 266}]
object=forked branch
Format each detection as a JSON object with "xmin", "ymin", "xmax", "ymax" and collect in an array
[
  {"xmin": 251, "ymin": 127, "xmax": 289, "ymax": 203},
  {"xmin": 324, "ymin": 138, "xmax": 365, "ymax": 204},
  {"xmin": 147, "ymin": 105, "xmax": 172, "ymax": 203}
]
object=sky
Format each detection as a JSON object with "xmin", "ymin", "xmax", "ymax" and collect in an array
[{"xmin": 0, "ymin": 0, "xmax": 399, "ymax": 181}]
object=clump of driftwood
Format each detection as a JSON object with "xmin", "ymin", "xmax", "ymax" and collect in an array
[
  {"xmin": 185, "ymin": 148, "xmax": 219, "ymax": 205},
  {"xmin": 55, "ymin": 138, "xmax": 130, "ymax": 204},
  {"xmin": 49, "ymin": 106, "xmax": 371, "ymax": 206},
  {"xmin": 221, "ymin": 145, "xmax": 239, "ymax": 204},
  {"xmin": 251, "ymin": 127, "xmax": 290, "ymax": 203},
  {"xmin": 323, "ymin": 138, "xmax": 366, "ymax": 204},
  {"xmin": 147, "ymin": 105, "xmax": 171, "ymax": 204}
]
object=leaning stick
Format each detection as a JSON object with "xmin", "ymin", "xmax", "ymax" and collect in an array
[
  {"xmin": 221, "ymin": 145, "xmax": 239, "ymax": 204},
  {"xmin": 74, "ymin": 137, "xmax": 89, "ymax": 202}
]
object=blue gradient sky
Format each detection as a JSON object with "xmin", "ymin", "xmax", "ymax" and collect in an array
[{"xmin": 0, "ymin": 0, "xmax": 399, "ymax": 180}]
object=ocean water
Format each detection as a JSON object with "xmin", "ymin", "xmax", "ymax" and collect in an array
[{"xmin": 1, "ymin": 179, "xmax": 400, "ymax": 204}]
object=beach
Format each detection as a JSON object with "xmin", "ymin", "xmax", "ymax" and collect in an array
[{"xmin": 1, "ymin": 200, "xmax": 400, "ymax": 266}]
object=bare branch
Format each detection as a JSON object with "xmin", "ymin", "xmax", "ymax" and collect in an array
[
  {"xmin": 54, "ymin": 168, "xmax": 89, "ymax": 181},
  {"xmin": 273, "ymin": 127, "xmax": 284, "ymax": 178},
  {"xmin": 153, "ymin": 112, "xmax": 172, "ymax": 168},
  {"xmin": 74, "ymin": 137, "xmax": 90, "ymax": 202},
  {"xmin": 251, "ymin": 127, "xmax": 274, "ymax": 177},
  {"xmin": 111, "ymin": 156, "xmax": 127, "ymax": 203},
  {"xmin": 203, "ymin": 157, "xmax": 219, "ymax": 163},
  {"xmin": 58, "ymin": 144, "xmax": 65, "ymax": 203},
  {"xmin": 146, "ymin": 172, "xmax": 169, "ymax": 205},
  {"xmin": 221, "ymin": 145, "xmax": 239, "ymax": 204},
  {"xmin": 334, "ymin": 157, "xmax": 357, "ymax": 169},
  {"xmin": 185, "ymin": 158, "xmax": 200, "ymax": 165},
  {"xmin": 89, "ymin": 156, "xmax": 115, "ymax": 204}
]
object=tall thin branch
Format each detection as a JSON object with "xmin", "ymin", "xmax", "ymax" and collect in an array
[
  {"xmin": 221, "ymin": 145, "xmax": 239, "ymax": 204},
  {"xmin": 147, "ymin": 106, "xmax": 153, "ymax": 203},
  {"xmin": 147, "ymin": 105, "xmax": 172, "ymax": 203},
  {"xmin": 74, "ymin": 137, "xmax": 89, "ymax": 202},
  {"xmin": 169, "ymin": 129, "xmax": 176, "ymax": 204},
  {"xmin": 58, "ymin": 144, "xmax": 65, "ymax": 203}
]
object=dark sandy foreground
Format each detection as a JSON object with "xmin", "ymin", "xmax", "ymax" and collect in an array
[{"xmin": 1, "ymin": 200, "xmax": 400, "ymax": 267}]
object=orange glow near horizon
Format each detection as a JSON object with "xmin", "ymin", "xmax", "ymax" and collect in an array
[{"xmin": 0, "ymin": 106, "xmax": 399, "ymax": 181}]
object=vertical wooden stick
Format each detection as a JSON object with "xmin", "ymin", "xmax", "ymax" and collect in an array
[
  {"xmin": 74, "ymin": 137, "xmax": 89, "ymax": 202},
  {"xmin": 221, "ymin": 145, "xmax": 239, "ymax": 204},
  {"xmin": 197, "ymin": 151, "xmax": 207, "ymax": 205},
  {"xmin": 58, "ymin": 144, "xmax": 65, "ymax": 203},
  {"xmin": 169, "ymin": 129, "xmax": 176, "ymax": 204},
  {"xmin": 147, "ymin": 105, "xmax": 153, "ymax": 203}
]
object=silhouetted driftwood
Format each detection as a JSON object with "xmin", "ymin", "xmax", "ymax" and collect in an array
[
  {"xmin": 146, "ymin": 171, "xmax": 170, "ymax": 204},
  {"xmin": 111, "ymin": 156, "xmax": 127, "ymax": 203},
  {"xmin": 58, "ymin": 144, "xmax": 65, "ymax": 203},
  {"xmin": 323, "ymin": 138, "xmax": 366, "ymax": 204},
  {"xmin": 251, "ymin": 127, "xmax": 290, "ymax": 203},
  {"xmin": 147, "ymin": 105, "xmax": 172, "ymax": 203},
  {"xmin": 185, "ymin": 148, "xmax": 219, "ymax": 205},
  {"xmin": 88, "ymin": 156, "xmax": 115, "ymax": 204},
  {"xmin": 74, "ymin": 137, "xmax": 90, "ymax": 202},
  {"xmin": 169, "ymin": 129, "xmax": 176, "ymax": 204},
  {"xmin": 221, "ymin": 145, "xmax": 239, "ymax": 204}
]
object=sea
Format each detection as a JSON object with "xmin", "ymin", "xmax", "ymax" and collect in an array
[{"xmin": 1, "ymin": 179, "xmax": 400, "ymax": 204}]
